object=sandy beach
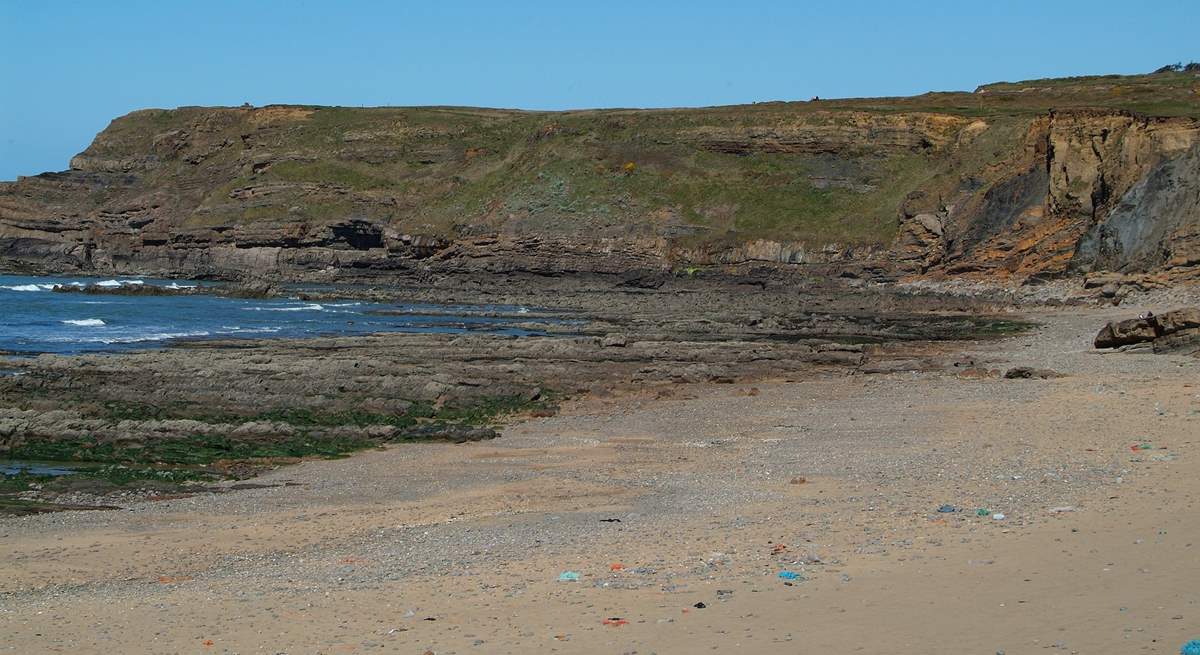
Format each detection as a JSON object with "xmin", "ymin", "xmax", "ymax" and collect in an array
[{"xmin": 3, "ymin": 302, "xmax": 1197, "ymax": 654}]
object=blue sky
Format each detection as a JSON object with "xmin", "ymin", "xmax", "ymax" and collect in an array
[{"xmin": 1, "ymin": 0, "xmax": 1197, "ymax": 179}]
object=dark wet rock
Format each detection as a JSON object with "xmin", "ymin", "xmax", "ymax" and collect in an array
[
  {"xmin": 1003, "ymin": 366, "xmax": 1065, "ymax": 379},
  {"xmin": 616, "ymin": 272, "xmax": 666, "ymax": 289},
  {"xmin": 0, "ymin": 500, "xmax": 120, "ymax": 516},
  {"xmin": 53, "ymin": 283, "xmax": 192, "ymax": 297}
]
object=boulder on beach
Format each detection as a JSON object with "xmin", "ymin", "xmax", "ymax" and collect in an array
[
  {"xmin": 1093, "ymin": 316, "xmax": 1159, "ymax": 348},
  {"xmin": 1094, "ymin": 308, "xmax": 1200, "ymax": 353}
]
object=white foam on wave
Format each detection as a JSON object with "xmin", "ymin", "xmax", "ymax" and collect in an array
[
  {"xmin": 62, "ymin": 319, "xmax": 106, "ymax": 327},
  {"xmin": 98, "ymin": 331, "xmax": 210, "ymax": 344},
  {"xmin": 218, "ymin": 325, "xmax": 282, "ymax": 334},
  {"xmin": 96, "ymin": 279, "xmax": 144, "ymax": 288},
  {"xmin": 2, "ymin": 283, "xmax": 58, "ymax": 292},
  {"xmin": 164, "ymin": 282, "xmax": 197, "ymax": 290},
  {"xmin": 44, "ymin": 330, "xmax": 212, "ymax": 345},
  {"xmin": 244, "ymin": 303, "xmax": 324, "ymax": 312}
]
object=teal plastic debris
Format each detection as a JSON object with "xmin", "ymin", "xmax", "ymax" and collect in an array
[
  {"xmin": 777, "ymin": 571, "xmax": 802, "ymax": 581},
  {"xmin": 1181, "ymin": 639, "xmax": 1200, "ymax": 655},
  {"xmin": 558, "ymin": 571, "xmax": 581, "ymax": 582}
]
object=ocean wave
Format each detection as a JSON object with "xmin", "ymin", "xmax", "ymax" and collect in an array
[
  {"xmin": 244, "ymin": 303, "xmax": 324, "ymax": 312},
  {"xmin": 164, "ymin": 282, "xmax": 197, "ymax": 290},
  {"xmin": 2, "ymin": 283, "xmax": 58, "ymax": 292},
  {"xmin": 42, "ymin": 330, "xmax": 213, "ymax": 345},
  {"xmin": 90, "ymin": 331, "xmax": 211, "ymax": 344},
  {"xmin": 62, "ymin": 319, "xmax": 107, "ymax": 327},
  {"xmin": 104, "ymin": 331, "xmax": 209, "ymax": 344},
  {"xmin": 96, "ymin": 279, "xmax": 144, "ymax": 288},
  {"xmin": 218, "ymin": 326, "xmax": 283, "ymax": 334}
]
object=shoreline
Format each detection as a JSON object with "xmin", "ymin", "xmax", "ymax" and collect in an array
[
  {"xmin": 4, "ymin": 270, "xmax": 1197, "ymax": 515},
  {"xmin": 0, "ymin": 271, "xmax": 1051, "ymax": 515},
  {"xmin": 1, "ymin": 301, "xmax": 1196, "ymax": 652}
]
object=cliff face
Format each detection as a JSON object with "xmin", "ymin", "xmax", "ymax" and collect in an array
[
  {"xmin": 897, "ymin": 110, "xmax": 1200, "ymax": 281},
  {"xmin": 2, "ymin": 71, "xmax": 1199, "ymax": 282}
]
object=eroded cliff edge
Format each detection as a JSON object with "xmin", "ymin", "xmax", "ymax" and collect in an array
[{"xmin": 2, "ymin": 71, "xmax": 1198, "ymax": 284}]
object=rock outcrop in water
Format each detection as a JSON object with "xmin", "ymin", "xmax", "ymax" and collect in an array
[{"xmin": 2, "ymin": 71, "xmax": 1199, "ymax": 284}]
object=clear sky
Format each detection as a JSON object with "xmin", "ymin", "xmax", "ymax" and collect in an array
[{"xmin": 2, "ymin": 0, "xmax": 1197, "ymax": 179}]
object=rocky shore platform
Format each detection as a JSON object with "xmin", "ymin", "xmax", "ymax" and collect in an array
[
  {"xmin": 1, "ymin": 274, "xmax": 1198, "ymax": 653},
  {"xmin": 1, "ymin": 273, "xmax": 1038, "ymax": 509}
]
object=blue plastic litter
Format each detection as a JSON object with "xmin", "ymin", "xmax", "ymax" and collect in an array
[
  {"xmin": 558, "ymin": 571, "xmax": 581, "ymax": 582},
  {"xmin": 777, "ymin": 571, "xmax": 802, "ymax": 580},
  {"xmin": 937, "ymin": 504, "xmax": 956, "ymax": 513},
  {"xmin": 1181, "ymin": 639, "xmax": 1200, "ymax": 655}
]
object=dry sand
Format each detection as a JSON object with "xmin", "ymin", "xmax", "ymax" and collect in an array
[{"xmin": 2, "ymin": 304, "xmax": 1198, "ymax": 654}]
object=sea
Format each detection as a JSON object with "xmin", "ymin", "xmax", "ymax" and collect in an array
[{"xmin": 0, "ymin": 274, "xmax": 545, "ymax": 356}]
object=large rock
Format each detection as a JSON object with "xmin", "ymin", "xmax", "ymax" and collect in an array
[
  {"xmin": 1094, "ymin": 307, "xmax": 1200, "ymax": 351},
  {"xmin": 1156, "ymin": 308, "xmax": 1200, "ymax": 335},
  {"xmin": 1093, "ymin": 317, "xmax": 1159, "ymax": 348},
  {"xmin": 1153, "ymin": 327, "xmax": 1200, "ymax": 355},
  {"xmin": 894, "ymin": 211, "xmax": 947, "ymax": 273}
]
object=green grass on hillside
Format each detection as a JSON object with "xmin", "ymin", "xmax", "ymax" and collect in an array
[{"xmin": 69, "ymin": 70, "xmax": 1200, "ymax": 250}]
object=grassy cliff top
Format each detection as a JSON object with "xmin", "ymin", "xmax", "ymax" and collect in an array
[{"xmin": 38, "ymin": 70, "xmax": 1200, "ymax": 253}]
